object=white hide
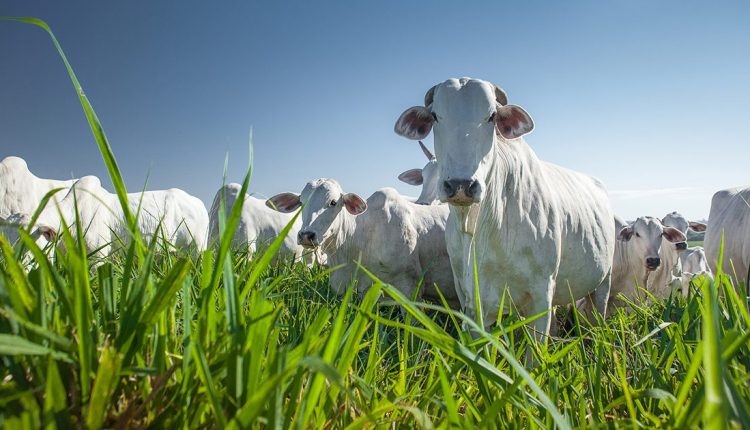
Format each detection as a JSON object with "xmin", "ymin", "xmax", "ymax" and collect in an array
[
  {"xmin": 0, "ymin": 156, "xmax": 76, "ymax": 224},
  {"xmin": 681, "ymin": 247, "xmax": 710, "ymax": 277},
  {"xmin": 704, "ymin": 186, "xmax": 750, "ymax": 286},
  {"xmin": 208, "ymin": 183, "xmax": 306, "ymax": 261},
  {"xmin": 651, "ymin": 212, "xmax": 708, "ymax": 288},
  {"xmin": 609, "ymin": 216, "xmax": 686, "ymax": 312},
  {"xmin": 268, "ymin": 179, "xmax": 458, "ymax": 307},
  {"xmin": 395, "ymin": 78, "xmax": 615, "ymax": 337},
  {"xmin": 34, "ymin": 175, "xmax": 208, "ymax": 258}
]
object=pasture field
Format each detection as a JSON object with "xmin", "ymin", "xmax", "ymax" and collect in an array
[{"xmin": 2, "ymin": 18, "xmax": 750, "ymax": 429}]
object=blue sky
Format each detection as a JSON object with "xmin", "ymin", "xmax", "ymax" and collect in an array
[{"xmin": 1, "ymin": 1, "xmax": 748, "ymax": 220}]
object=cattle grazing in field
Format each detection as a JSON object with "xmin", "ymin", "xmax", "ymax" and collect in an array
[
  {"xmin": 0, "ymin": 156, "xmax": 76, "ymax": 234},
  {"xmin": 394, "ymin": 77, "xmax": 615, "ymax": 338},
  {"xmin": 208, "ymin": 183, "xmax": 307, "ymax": 262},
  {"xmin": 397, "ymin": 141, "xmax": 441, "ymax": 205},
  {"xmin": 267, "ymin": 178, "xmax": 458, "ymax": 307},
  {"xmin": 704, "ymin": 186, "xmax": 750, "ymax": 287},
  {"xmin": 32, "ymin": 175, "xmax": 209, "ymax": 259}
]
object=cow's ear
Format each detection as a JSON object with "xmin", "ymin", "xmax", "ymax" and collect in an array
[
  {"xmin": 38, "ymin": 225, "xmax": 58, "ymax": 242},
  {"xmin": 398, "ymin": 168, "xmax": 424, "ymax": 186},
  {"xmin": 662, "ymin": 226, "xmax": 687, "ymax": 243},
  {"xmin": 395, "ymin": 106, "xmax": 433, "ymax": 140},
  {"xmin": 342, "ymin": 193, "xmax": 367, "ymax": 215},
  {"xmin": 618, "ymin": 226, "xmax": 634, "ymax": 241},
  {"xmin": 266, "ymin": 193, "xmax": 301, "ymax": 213},
  {"xmin": 689, "ymin": 221, "xmax": 707, "ymax": 232},
  {"xmin": 495, "ymin": 104, "xmax": 534, "ymax": 139}
]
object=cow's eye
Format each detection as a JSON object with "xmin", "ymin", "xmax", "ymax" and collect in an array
[
  {"xmin": 635, "ymin": 232, "xmax": 641, "ymax": 238},
  {"xmin": 431, "ymin": 112, "xmax": 438, "ymax": 123},
  {"xmin": 488, "ymin": 112, "xmax": 496, "ymax": 123},
  {"xmin": 330, "ymin": 200, "xmax": 337, "ymax": 207}
]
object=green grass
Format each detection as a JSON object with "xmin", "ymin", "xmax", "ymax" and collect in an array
[{"xmin": 1, "ymin": 17, "xmax": 750, "ymax": 429}]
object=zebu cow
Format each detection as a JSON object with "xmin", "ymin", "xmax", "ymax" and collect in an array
[
  {"xmin": 0, "ymin": 156, "xmax": 76, "ymax": 226},
  {"xmin": 704, "ymin": 186, "xmax": 750, "ymax": 286},
  {"xmin": 653, "ymin": 212, "xmax": 711, "ymax": 294},
  {"xmin": 33, "ymin": 175, "xmax": 208, "ymax": 259},
  {"xmin": 397, "ymin": 141, "xmax": 441, "ymax": 205},
  {"xmin": 653, "ymin": 211, "xmax": 707, "ymax": 282},
  {"xmin": 267, "ymin": 179, "xmax": 458, "ymax": 307},
  {"xmin": 208, "ymin": 183, "xmax": 306, "ymax": 261},
  {"xmin": 610, "ymin": 217, "xmax": 687, "ymax": 310},
  {"xmin": 681, "ymin": 247, "xmax": 711, "ymax": 277},
  {"xmin": 395, "ymin": 78, "xmax": 615, "ymax": 338}
]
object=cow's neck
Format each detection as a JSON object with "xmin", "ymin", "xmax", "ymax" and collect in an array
[
  {"xmin": 614, "ymin": 243, "xmax": 650, "ymax": 290},
  {"xmin": 463, "ymin": 137, "xmax": 546, "ymax": 234},
  {"xmin": 323, "ymin": 211, "xmax": 358, "ymax": 265}
]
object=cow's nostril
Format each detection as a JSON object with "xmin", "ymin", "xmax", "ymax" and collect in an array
[
  {"xmin": 646, "ymin": 257, "xmax": 661, "ymax": 268},
  {"xmin": 466, "ymin": 180, "xmax": 480, "ymax": 198},
  {"xmin": 443, "ymin": 180, "xmax": 455, "ymax": 197},
  {"xmin": 298, "ymin": 231, "xmax": 316, "ymax": 244}
]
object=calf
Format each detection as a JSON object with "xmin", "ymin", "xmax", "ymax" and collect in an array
[
  {"xmin": 651, "ymin": 212, "xmax": 708, "ymax": 293},
  {"xmin": 609, "ymin": 216, "xmax": 686, "ymax": 312},
  {"xmin": 267, "ymin": 179, "xmax": 458, "ymax": 307}
]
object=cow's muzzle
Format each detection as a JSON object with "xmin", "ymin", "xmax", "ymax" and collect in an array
[
  {"xmin": 443, "ymin": 178, "xmax": 480, "ymax": 206},
  {"xmin": 297, "ymin": 231, "xmax": 317, "ymax": 248},
  {"xmin": 646, "ymin": 257, "xmax": 661, "ymax": 271},
  {"xmin": 675, "ymin": 242, "xmax": 688, "ymax": 251}
]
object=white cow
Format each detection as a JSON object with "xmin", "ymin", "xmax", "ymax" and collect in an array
[
  {"xmin": 704, "ymin": 186, "xmax": 750, "ymax": 287},
  {"xmin": 681, "ymin": 247, "xmax": 711, "ymax": 277},
  {"xmin": 649, "ymin": 212, "xmax": 706, "ymax": 294},
  {"xmin": 33, "ymin": 175, "xmax": 208, "ymax": 259},
  {"xmin": 395, "ymin": 78, "xmax": 615, "ymax": 339},
  {"xmin": 0, "ymin": 156, "xmax": 76, "ymax": 222},
  {"xmin": 610, "ymin": 216, "xmax": 687, "ymax": 311},
  {"xmin": 397, "ymin": 141, "xmax": 441, "ymax": 205},
  {"xmin": 208, "ymin": 183, "xmax": 307, "ymax": 261},
  {"xmin": 267, "ymin": 179, "xmax": 458, "ymax": 307},
  {"xmin": 0, "ymin": 213, "xmax": 31, "ymax": 245}
]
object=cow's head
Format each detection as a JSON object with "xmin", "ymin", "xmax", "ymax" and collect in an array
[
  {"xmin": 395, "ymin": 78, "xmax": 533, "ymax": 206},
  {"xmin": 618, "ymin": 216, "xmax": 687, "ymax": 271},
  {"xmin": 398, "ymin": 141, "xmax": 440, "ymax": 205},
  {"xmin": 661, "ymin": 211, "xmax": 706, "ymax": 252},
  {"xmin": 267, "ymin": 178, "xmax": 366, "ymax": 250}
]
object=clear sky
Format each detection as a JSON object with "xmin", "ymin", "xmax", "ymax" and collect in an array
[{"xmin": 1, "ymin": 1, "xmax": 748, "ymax": 220}]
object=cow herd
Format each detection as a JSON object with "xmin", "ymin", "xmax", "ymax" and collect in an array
[{"xmin": 1, "ymin": 77, "xmax": 748, "ymax": 339}]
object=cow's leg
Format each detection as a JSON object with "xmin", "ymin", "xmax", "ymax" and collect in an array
[
  {"xmin": 590, "ymin": 270, "xmax": 611, "ymax": 320},
  {"xmin": 527, "ymin": 280, "xmax": 555, "ymax": 342},
  {"xmin": 524, "ymin": 277, "xmax": 555, "ymax": 365}
]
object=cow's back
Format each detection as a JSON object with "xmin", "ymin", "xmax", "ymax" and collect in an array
[
  {"xmin": 242, "ymin": 196, "xmax": 302, "ymax": 257},
  {"xmin": 705, "ymin": 186, "xmax": 750, "ymax": 283},
  {"xmin": 208, "ymin": 184, "xmax": 301, "ymax": 258}
]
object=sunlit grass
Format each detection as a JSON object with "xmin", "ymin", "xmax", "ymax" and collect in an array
[{"xmin": 1, "ymin": 17, "xmax": 749, "ymax": 429}]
